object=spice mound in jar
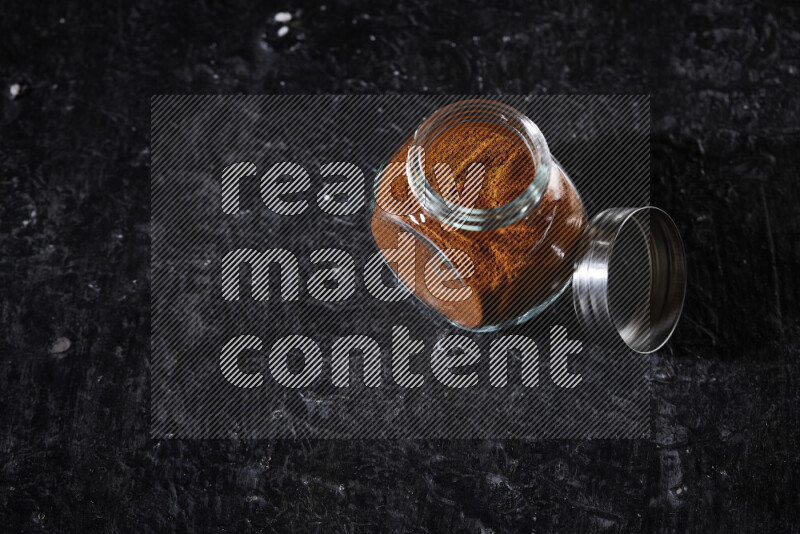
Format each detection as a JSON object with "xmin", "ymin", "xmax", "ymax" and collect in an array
[{"xmin": 371, "ymin": 120, "xmax": 587, "ymax": 331}]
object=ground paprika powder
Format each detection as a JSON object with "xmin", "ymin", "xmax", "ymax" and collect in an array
[{"xmin": 371, "ymin": 99, "xmax": 587, "ymax": 331}]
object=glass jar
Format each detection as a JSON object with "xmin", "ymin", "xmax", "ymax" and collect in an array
[{"xmin": 370, "ymin": 99, "xmax": 686, "ymax": 352}]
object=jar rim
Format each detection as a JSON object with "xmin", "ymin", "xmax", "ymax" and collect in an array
[{"xmin": 406, "ymin": 99, "xmax": 551, "ymax": 231}]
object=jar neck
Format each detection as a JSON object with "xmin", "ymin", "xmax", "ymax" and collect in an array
[{"xmin": 406, "ymin": 99, "xmax": 551, "ymax": 231}]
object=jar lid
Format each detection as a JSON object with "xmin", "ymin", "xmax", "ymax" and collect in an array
[{"xmin": 572, "ymin": 207, "xmax": 687, "ymax": 353}]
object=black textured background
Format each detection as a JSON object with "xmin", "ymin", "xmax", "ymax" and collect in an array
[{"xmin": 1, "ymin": 0, "xmax": 799, "ymax": 532}]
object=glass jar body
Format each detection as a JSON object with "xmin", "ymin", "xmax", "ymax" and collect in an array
[{"xmin": 371, "ymin": 139, "xmax": 587, "ymax": 331}]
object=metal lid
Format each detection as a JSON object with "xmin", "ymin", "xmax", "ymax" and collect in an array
[{"xmin": 572, "ymin": 207, "xmax": 687, "ymax": 353}]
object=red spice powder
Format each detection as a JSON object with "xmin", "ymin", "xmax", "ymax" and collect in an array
[{"xmin": 372, "ymin": 122, "xmax": 587, "ymax": 330}]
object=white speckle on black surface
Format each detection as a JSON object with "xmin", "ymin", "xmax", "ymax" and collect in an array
[{"xmin": 49, "ymin": 337, "xmax": 71, "ymax": 354}]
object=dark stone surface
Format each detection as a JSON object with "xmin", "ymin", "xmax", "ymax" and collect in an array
[{"xmin": 1, "ymin": 0, "xmax": 798, "ymax": 531}]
